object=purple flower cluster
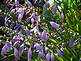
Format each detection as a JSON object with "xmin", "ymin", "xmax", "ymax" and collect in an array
[{"xmin": 0, "ymin": 0, "xmax": 66, "ymax": 61}]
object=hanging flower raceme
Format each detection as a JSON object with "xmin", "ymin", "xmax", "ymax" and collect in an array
[
  {"xmin": 28, "ymin": 47, "xmax": 32, "ymax": 61},
  {"xmin": 46, "ymin": 52, "xmax": 51, "ymax": 61},
  {"xmin": 43, "ymin": 1, "xmax": 49, "ymax": 9},
  {"xmin": 50, "ymin": 21, "xmax": 59, "ymax": 28},
  {"xmin": 51, "ymin": 52, "xmax": 54, "ymax": 61},
  {"xmin": 41, "ymin": 31, "xmax": 48, "ymax": 42},
  {"xmin": 52, "ymin": 4, "xmax": 57, "ymax": 14}
]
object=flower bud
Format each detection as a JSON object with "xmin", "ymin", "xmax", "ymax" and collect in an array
[
  {"xmin": 79, "ymin": 58, "xmax": 81, "ymax": 61},
  {"xmin": 24, "ymin": 27, "xmax": 30, "ymax": 36},
  {"xmin": 43, "ymin": 1, "xmax": 49, "ymax": 9},
  {"xmin": 51, "ymin": 52, "xmax": 54, "ymax": 61},
  {"xmin": 19, "ymin": 43, "xmax": 24, "ymax": 56},
  {"xmin": 41, "ymin": 31, "xmax": 48, "ymax": 42},
  {"xmin": 14, "ymin": 47, "xmax": 19, "ymax": 59},
  {"xmin": 69, "ymin": 39, "xmax": 72, "ymax": 47},
  {"xmin": 46, "ymin": 52, "xmax": 51, "ymax": 61},
  {"xmin": 52, "ymin": 4, "xmax": 57, "ymax": 14},
  {"xmin": 28, "ymin": 47, "xmax": 32, "ymax": 61},
  {"xmin": 50, "ymin": 21, "xmax": 59, "ymax": 28},
  {"xmin": 1, "ymin": 44, "xmax": 7, "ymax": 56},
  {"xmin": 57, "ymin": 49, "xmax": 63, "ymax": 57},
  {"xmin": 61, "ymin": 11, "xmax": 64, "ymax": 21},
  {"xmin": 18, "ymin": 14, "xmax": 23, "ymax": 23},
  {"xmin": 26, "ymin": 0, "xmax": 33, "ymax": 7}
]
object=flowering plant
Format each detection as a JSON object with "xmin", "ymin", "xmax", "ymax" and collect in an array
[{"xmin": 0, "ymin": 0, "xmax": 81, "ymax": 61}]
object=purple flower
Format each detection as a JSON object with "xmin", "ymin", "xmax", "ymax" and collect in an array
[
  {"xmin": 57, "ymin": 49, "xmax": 63, "ymax": 57},
  {"xmin": 51, "ymin": 52, "xmax": 54, "ymax": 61},
  {"xmin": 46, "ymin": 52, "xmax": 51, "ymax": 61},
  {"xmin": 43, "ymin": 1, "xmax": 49, "ymax": 9},
  {"xmin": 14, "ymin": 47, "xmax": 19, "ymax": 59},
  {"xmin": 15, "ymin": 0, "xmax": 19, "ymax": 5},
  {"xmin": 18, "ymin": 14, "xmax": 23, "ymax": 23},
  {"xmin": 6, "ymin": 42, "xmax": 12, "ymax": 52},
  {"xmin": 79, "ymin": 58, "xmax": 81, "ymax": 61},
  {"xmin": 13, "ymin": 41, "xmax": 19, "ymax": 47},
  {"xmin": 61, "ymin": 11, "xmax": 64, "ymax": 21},
  {"xmin": 1, "ymin": 44, "xmax": 7, "ymax": 56},
  {"xmin": 28, "ymin": 47, "xmax": 32, "ymax": 61},
  {"xmin": 45, "ymin": 47, "xmax": 48, "ymax": 53},
  {"xmin": 24, "ymin": 27, "xmax": 30, "ymax": 36},
  {"xmin": 16, "ymin": 8, "xmax": 24, "ymax": 15},
  {"xmin": 31, "ymin": 18, "xmax": 35, "ymax": 26},
  {"xmin": 34, "ymin": 0, "xmax": 38, "ymax": 4},
  {"xmin": 52, "ymin": 4, "xmax": 57, "ymax": 14},
  {"xmin": 30, "ymin": 26, "xmax": 39, "ymax": 34},
  {"xmin": 10, "ymin": 9, "xmax": 16, "ymax": 13},
  {"xmin": 34, "ymin": 43, "xmax": 40, "ymax": 50},
  {"xmin": 69, "ymin": 39, "xmax": 72, "ymax": 47},
  {"xmin": 30, "ymin": 13, "xmax": 36, "ymax": 19},
  {"xmin": 19, "ymin": 43, "xmax": 24, "ymax": 56},
  {"xmin": 41, "ymin": 31, "xmax": 48, "ymax": 42},
  {"xmin": 38, "ymin": 51, "xmax": 44, "ymax": 59},
  {"xmin": 50, "ymin": 21, "xmax": 59, "ymax": 28},
  {"xmin": 26, "ymin": 0, "xmax": 33, "ymax": 7}
]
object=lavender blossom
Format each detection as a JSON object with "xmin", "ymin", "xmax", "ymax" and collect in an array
[
  {"xmin": 69, "ymin": 39, "xmax": 72, "ymax": 47},
  {"xmin": 30, "ymin": 13, "xmax": 36, "ymax": 19},
  {"xmin": 30, "ymin": 25, "xmax": 39, "ymax": 34},
  {"xmin": 18, "ymin": 14, "xmax": 23, "ymax": 23},
  {"xmin": 26, "ymin": 0, "xmax": 33, "ymax": 7},
  {"xmin": 31, "ymin": 18, "xmax": 35, "ymax": 26},
  {"xmin": 43, "ymin": 1, "xmax": 49, "ymax": 9},
  {"xmin": 38, "ymin": 51, "xmax": 44, "ymax": 59},
  {"xmin": 41, "ymin": 31, "xmax": 48, "ymax": 42},
  {"xmin": 19, "ymin": 43, "xmax": 24, "ymax": 56},
  {"xmin": 34, "ymin": 0, "xmax": 38, "ymax": 4},
  {"xmin": 51, "ymin": 52, "xmax": 54, "ymax": 61},
  {"xmin": 46, "ymin": 52, "xmax": 51, "ymax": 61},
  {"xmin": 6, "ymin": 43, "xmax": 12, "ymax": 52},
  {"xmin": 24, "ymin": 27, "xmax": 30, "ymax": 36},
  {"xmin": 61, "ymin": 11, "xmax": 64, "ymax": 21},
  {"xmin": 15, "ymin": 0, "xmax": 19, "ymax": 5},
  {"xmin": 16, "ymin": 8, "xmax": 24, "ymax": 15},
  {"xmin": 10, "ymin": 9, "xmax": 16, "ymax": 13},
  {"xmin": 28, "ymin": 47, "xmax": 32, "ymax": 61},
  {"xmin": 52, "ymin": 4, "xmax": 57, "ymax": 14},
  {"xmin": 14, "ymin": 47, "xmax": 19, "ymax": 59},
  {"xmin": 1, "ymin": 44, "xmax": 7, "ymax": 56},
  {"xmin": 79, "ymin": 58, "xmax": 81, "ymax": 61},
  {"xmin": 34, "ymin": 43, "xmax": 40, "ymax": 50},
  {"xmin": 50, "ymin": 21, "xmax": 59, "ymax": 28},
  {"xmin": 57, "ymin": 49, "xmax": 63, "ymax": 57}
]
